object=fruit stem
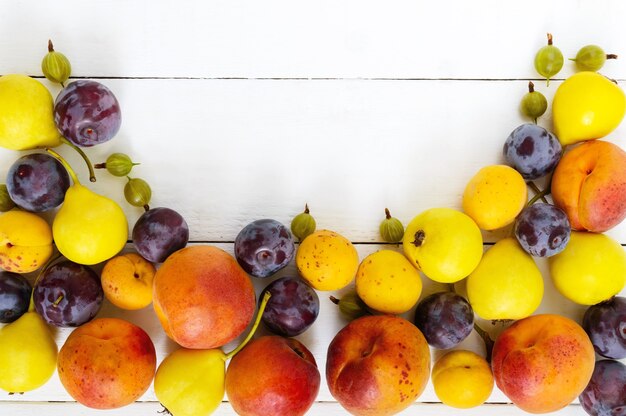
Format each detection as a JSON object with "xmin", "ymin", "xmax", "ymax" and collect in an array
[
  {"xmin": 53, "ymin": 295, "xmax": 64, "ymax": 307},
  {"xmin": 329, "ymin": 295, "xmax": 340, "ymax": 305},
  {"xmin": 225, "ymin": 291, "xmax": 272, "ymax": 360},
  {"xmin": 45, "ymin": 147, "xmax": 80, "ymax": 185},
  {"xmin": 527, "ymin": 81, "xmax": 535, "ymax": 93},
  {"xmin": 473, "ymin": 323, "xmax": 494, "ymax": 363},
  {"xmin": 411, "ymin": 230, "xmax": 425, "ymax": 247},
  {"xmin": 384, "ymin": 207, "xmax": 391, "ymax": 220},
  {"xmin": 304, "ymin": 204, "xmax": 310, "ymax": 214},
  {"xmin": 527, "ymin": 182, "xmax": 549, "ymax": 205},
  {"xmin": 61, "ymin": 138, "xmax": 97, "ymax": 182},
  {"xmin": 546, "ymin": 33, "xmax": 553, "ymax": 46},
  {"xmin": 607, "ymin": 54, "xmax": 618, "ymax": 60},
  {"xmin": 48, "ymin": 39, "xmax": 54, "ymax": 53}
]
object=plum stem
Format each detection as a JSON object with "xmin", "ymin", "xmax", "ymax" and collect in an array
[
  {"xmin": 61, "ymin": 138, "xmax": 97, "ymax": 182},
  {"xmin": 46, "ymin": 148, "xmax": 80, "ymax": 185},
  {"xmin": 29, "ymin": 252, "xmax": 63, "ymax": 309},
  {"xmin": 53, "ymin": 295, "xmax": 64, "ymax": 307},
  {"xmin": 225, "ymin": 291, "xmax": 272, "ymax": 360},
  {"xmin": 473, "ymin": 323, "xmax": 494, "ymax": 363},
  {"xmin": 527, "ymin": 182, "xmax": 550, "ymax": 205}
]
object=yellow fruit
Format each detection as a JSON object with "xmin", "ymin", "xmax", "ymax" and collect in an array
[
  {"xmin": 296, "ymin": 229, "xmax": 358, "ymax": 291},
  {"xmin": 463, "ymin": 165, "xmax": 527, "ymax": 230},
  {"xmin": 0, "ymin": 210, "xmax": 53, "ymax": 273},
  {"xmin": 0, "ymin": 74, "xmax": 61, "ymax": 150},
  {"xmin": 553, "ymin": 71, "xmax": 626, "ymax": 146},
  {"xmin": 154, "ymin": 348, "xmax": 226, "ymax": 416},
  {"xmin": 432, "ymin": 350, "xmax": 494, "ymax": 409},
  {"xmin": 402, "ymin": 207, "xmax": 483, "ymax": 283},
  {"xmin": 0, "ymin": 311, "xmax": 58, "ymax": 393},
  {"xmin": 101, "ymin": 253, "xmax": 156, "ymax": 310},
  {"xmin": 549, "ymin": 231, "xmax": 626, "ymax": 305},
  {"xmin": 355, "ymin": 250, "xmax": 422, "ymax": 314},
  {"xmin": 467, "ymin": 237, "xmax": 543, "ymax": 320}
]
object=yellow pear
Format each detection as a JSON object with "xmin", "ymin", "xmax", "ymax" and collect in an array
[
  {"xmin": 0, "ymin": 210, "xmax": 53, "ymax": 273},
  {"xmin": 0, "ymin": 74, "xmax": 62, "ymax": 150},
  {"xmin": 0, "ymin": 308, "xmax": 58, "ymax": 393},
  {"xmin": 553, "ymin": 71, "xmax": 626, "ymax": 145},
  {"xmin": 467, "ymin": 237, "xmax": 543, "ymax": 320},
  {"xmin": 48, "ymin": 149, "xmax": 128, "ymax": 265}
]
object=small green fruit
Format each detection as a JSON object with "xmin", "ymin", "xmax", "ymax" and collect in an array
[
  {"xmin": 291, "ymin": 204, "xmax": 316, "ymax": 240},
  {"xmin": 379, "ymin": 208, "xmax": 404, "ymax": 243},
  {"xmin": 124, "ymin": 177, "xmax": 152, "ymax": 209},
  {"xmin": 330, "ymin": 291, "xmax": 369, "ymax": 320},
  {"xmin": 0, "ymin": 185, "xmax": 16, "ymax": 212},
  {"xmin": 41, "ymin": 40, "xmax": 71, "ymax": 85},
  {"xmin": 520, "ymin": 81, "xmax": 548, "ymax": 122},
  {"xmin": 571, "ymin": 45, "xmax": 617, "ymax": 72},
  {"xmin": 96, "ymin": 153, "xmax": 139, "ymax": 177}
]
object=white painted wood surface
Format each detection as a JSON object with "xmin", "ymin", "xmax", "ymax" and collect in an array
[{"xmin": 1, "ymin": 1, "xmax": 625, "ymax": 415}]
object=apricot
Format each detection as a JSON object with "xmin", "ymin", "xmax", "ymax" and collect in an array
[
  {"xmin": 551, "ymin": 140, "xmax": 626, "ymax": 232},
  {"xmin": 153, "ymin": 245, "xmax": 256, "ymax": 349},
  {"xmin": 491, "ymin": 314, "xmax": 595, "ymax": 413},
  {"xmin": 57, "ymin": 318, "xmax": 156, "ymax": 409}
]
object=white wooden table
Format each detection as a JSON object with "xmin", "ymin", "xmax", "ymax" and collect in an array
[{"xmin": 1, "ymin": 1, "xmax": 625, "ymax": 415}]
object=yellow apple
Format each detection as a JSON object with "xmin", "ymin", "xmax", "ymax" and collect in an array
[
  {"xmin": 402, "ymin": 207, "xmax": 483, "ymax": 283},
  {"xmin": 101, "ymin": 253, "xmax": 156, "ymax": 310},
  {"xmin": 549, "ymin": 231, "xmax": 626, "ymax": 305},
  {"xmin": 0, "ymin": 210, "xmax": 53, "ymax": 273}
]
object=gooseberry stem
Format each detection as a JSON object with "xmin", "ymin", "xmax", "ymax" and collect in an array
[
  {"xmin": 329, "ymin": 296, "xmax": 340, "ymax": 305},
  {"xmin": 61, "ymin": 138, "xmax": 96, "ymax": 182},
  {"xmin": 546, "ymin": 33, "xmax": 553, "ymax": 46},
  {"xmin": 607, "ymin": 54, "xmax": 618, "ymax": 60},
  {"xmin": 384, "ymin": 207, "xmax": 392, "ymax": 220},
  {"xmin": 303, "ymin": 204, "xmax": 310, "ymax": 214},
  {"xmin": 473, "ymin": 323, "xmax": 494, "ymax": 363},
  {"xmin": 45, "ymin": 148, "xmax": 80, "ymax": 185},
  {"xmin": 225, "ymin": 291, "xmax": 272, "ymax": 360}
]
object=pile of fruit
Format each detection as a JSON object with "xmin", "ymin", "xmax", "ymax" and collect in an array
[{"xmin": 0, "ymin": 36, "xmax": 625, "ymax": 416}]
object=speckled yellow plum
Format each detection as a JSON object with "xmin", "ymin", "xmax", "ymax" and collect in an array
[
  {"xmin": 296, "ymin": 229, "xmax": 359, "ymax": 291},
  {"xmin": 463, "ymin": 165, "xmax": 527, "ymax": 230},
  {"xmin": 355, "ymin": 249, "xmax": 422, "ymax": 314},
  {"xmin": 0, "ymin": 210, "xmax": 53, "ymax": 273}
]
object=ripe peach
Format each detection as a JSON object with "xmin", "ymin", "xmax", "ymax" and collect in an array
[
  {"xmin": 153, "ymin": 245, "xmax": 256, "ymax": 349},
  {"xmin": 225, "ymin": 336, "xmax": 321, "ymax": 416},
  {"xmin": 491, "ymin": 314, "xmax": 595, "ymax": 414},
  {"xmin": 57, "ymin": 318, "xmax": 156, "ymax": 409},
  {"xmin": 551, "ymin": 140, "xmax": 626, "ymax": 232},
  {"xmin": 326, "ymin": 315, "xmax": 430, "ymax": 416}
]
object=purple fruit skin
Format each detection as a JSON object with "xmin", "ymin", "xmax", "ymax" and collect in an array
[
  {"xmin": 414, "ymin": 292, "xmax": 474, "ymax": 349},
  {"xmin": 234, "ymin": 219, "xmax": 294, "ymax": 278},
  {"xmin": 261, "ymin": 276, "xmax": 320, "ymax": 337},
  {"xmin": 503, "ymin": 123, "xmax": 562, "ymax": 180},
  {"xmin": 6, "ymin": 153, "xmax": 70, "ymax": 212},
  {"xmin": 132, "ymin": 207, "xmax": 189, "ymax": 263},
  {"xmin": 579, "ymin": 360, "xmax": 626, "ymax": 416},
  {"xmin": 33, "ymin": 261, "xmax": 103, "ymax": 327},
  {"xmin": 54, "ymin": 80, "xmax": 121, "ymax": 147},
  {"xmin": 0, "ymin": 271, "xmax": 32, "ymax": 323},
  {"xmin": 515, "ymin": 203, "xmax": 571, "ymax": 257},
  {"xmin": 583, "ymin": 297, "xmax": 626, "ymax": 360}
]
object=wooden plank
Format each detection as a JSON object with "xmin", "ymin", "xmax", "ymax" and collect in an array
[
  {"xmin": 0, "ymin": 401, "xmax": 587, "ymax": 416},
  {"xmin": 1, "ymin": 78, "xmax": 625, "ymax": 243},
  {"xmin": 0, "ymin": 0, "xmax": 625, "ymax": 79}
]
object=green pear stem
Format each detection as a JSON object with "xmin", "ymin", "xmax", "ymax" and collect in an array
[
  {"xmin": 473, "ymin": 323, "xmax": 495, "ymax": 363},
  {"xmin": 45, "ymin": 148, "xmax": 80, "ymax": 185},
  {"xmin": 60, "ymin": 138, "xmax": 96, "ymax": 182},
  {"xmin": 225, "ymin": 291, "xmax": 272, "ymax": 360}
]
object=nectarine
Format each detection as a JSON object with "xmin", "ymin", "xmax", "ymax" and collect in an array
[{"xmin": 153, "ymin": 245, "xmax": 256, "ymax": 349}]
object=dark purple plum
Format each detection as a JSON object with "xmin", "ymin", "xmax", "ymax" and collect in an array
[
  {"xmin": 514, "ymin": 203, "xmax": 570, "ymax": 257},
  {"xmin": 133, "ymin": 207, "xmax": 189, "ymax": 263},
  {"xmin": 54, "ymin": 80, "xmax": 121, "ymax": 147},
  {"xmin": 579, "ymin": 360, "xmax": 626, "ymax": 416},
  {"xmin": 414, "ymin": 292, "xmax": 474, "ymax": 349},
  {"xmin": 261, "ymin": 276, "xmax": 319, "ymax": 336},
  {"xmin": 503, "ymin": 123, "xmax": 562, "ymax": 180},
  {"xmin": 6, "ymin": 153, "xmax": 70, "ymax": 212},
  {"xmin": 583, "ymin": 296, "xmax": 626, "ymax": 360},
  {"xmin": 33, "ymin": 260, "xmax": 103, "ymax": 327},
  {"xmin": 0, "ymin": 271, "xmax": 31, "ymax": 323},
  {"xmin": 234, "ymin": 219, "xmax": 294, "ymax": 278}
]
